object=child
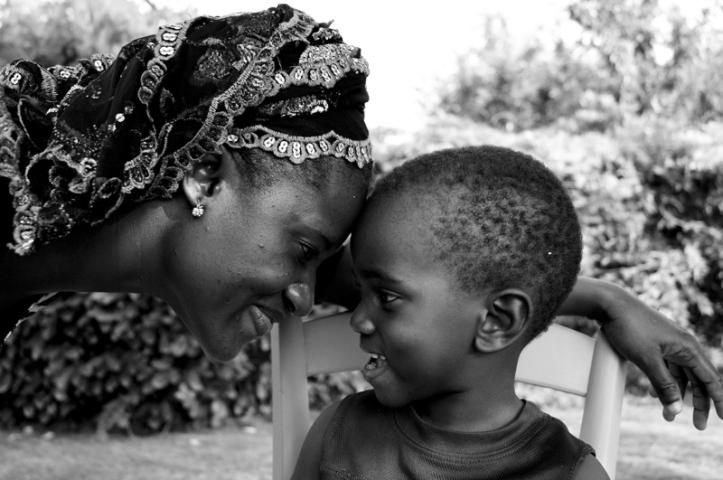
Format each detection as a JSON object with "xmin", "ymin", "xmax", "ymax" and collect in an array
[{"xmin": 291, "ymin": 145, "xmax": 609, "ymax": 480}]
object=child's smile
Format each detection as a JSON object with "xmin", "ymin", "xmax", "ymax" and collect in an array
[{"xmin": 361, "ymin": 351, "xmax": 389, "ymax": 381}]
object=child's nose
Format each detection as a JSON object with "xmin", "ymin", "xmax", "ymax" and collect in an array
[{"xmin": 350, "ymin": 306, "xmax": 375, "ymax": 335}]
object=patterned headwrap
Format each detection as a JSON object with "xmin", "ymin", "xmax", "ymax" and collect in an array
[{"xmin": 0, "ymin": 4, "xmax": 371, "ymax": 256}]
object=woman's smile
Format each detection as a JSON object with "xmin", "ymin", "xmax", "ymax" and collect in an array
[{"xmin": 248, "ymin": 305, "xmax": 276, "ymax": 337}]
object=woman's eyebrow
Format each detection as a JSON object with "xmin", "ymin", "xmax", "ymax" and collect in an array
[
  {"xmin": 293, "ymin": 223, "xmax": 333, "ymax": 251},
  {"xmin": 314, "ymin": 230, "xmax": 333, "ymax": 251}
]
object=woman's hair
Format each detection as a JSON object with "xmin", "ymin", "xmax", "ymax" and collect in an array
[
  {"xmin": 0, "ymin": 5, "xmax": 372, "ymax": 255},
  {"xmin": 231, "ymin": 148, "xmax": 373, "ymax": 193}
]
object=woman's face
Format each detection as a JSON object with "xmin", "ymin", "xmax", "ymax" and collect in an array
[{"xmin": 164, "ymin": 157, "xmax": 367, "ymax": 362}]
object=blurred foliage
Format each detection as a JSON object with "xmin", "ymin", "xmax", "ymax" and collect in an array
[
  {"xmin": 0, "ymin": 293, "xmax": 271, "ymax": 433},
  {"xmin": 439, "ymin": 0, "xmax": 723, "ymax": 131},
  {"xmin": 0, "ymin": 0, "xmax": 190, "ymax": 66}
]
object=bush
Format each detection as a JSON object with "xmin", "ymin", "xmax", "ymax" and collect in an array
[
  {"xmin": 438, "ymin": 1, "xmax": 723, "ymax": 132},
  {"xmin": 0, "ymin": 293, "xmax": 270, "ymax": 433},
  {"xmin": 617, "ymin": 117, "xmax": 723, "ymax": 347}
]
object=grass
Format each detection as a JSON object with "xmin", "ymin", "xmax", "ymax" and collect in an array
[
  {"xmin": 1, "ymin": 394, "xmax": 722, "ymax": 480},
  {"xmin": 545, "ymin": 394, "xmax": 723, "ymax": 480}
]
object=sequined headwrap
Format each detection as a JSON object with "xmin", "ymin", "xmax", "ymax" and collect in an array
[{"xmin": 0, "ymin": 4, "xmax": 371, "ymax": 255}]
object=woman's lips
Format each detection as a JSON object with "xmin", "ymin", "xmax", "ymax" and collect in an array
[{"xmin": 249, "ymin": 305, "xmax": 274, "ymax": 337}]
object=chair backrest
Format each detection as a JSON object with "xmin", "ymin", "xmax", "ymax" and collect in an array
[{"xmin": 271, "ymin": 313, "xmax": 626, "ymax": 480}]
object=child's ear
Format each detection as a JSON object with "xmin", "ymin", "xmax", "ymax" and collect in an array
[
  {"xmin": 474, "ymin": 289, "xmax": 532, "ymax": 353},
  {"xmin": 181, "ymin": 153, "xmax": 223, "ymax": 207}
]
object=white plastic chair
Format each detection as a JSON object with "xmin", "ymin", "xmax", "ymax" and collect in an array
[{"xmin": 271, "ymin": 313, "xmax": 626, "ymax": 480}]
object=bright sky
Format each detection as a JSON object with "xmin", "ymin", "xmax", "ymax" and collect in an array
[
  {"xmin": 148, "ymin": 0, "xmax": 574, "ymax": 129},
  {"xmin": 151, "ymin": 0, "xmax": 712, "ymax": 129}
]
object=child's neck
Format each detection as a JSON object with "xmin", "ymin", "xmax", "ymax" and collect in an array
[{"xmin": 411, "ymin": 359, "xmax": 523, "ymax": 433}]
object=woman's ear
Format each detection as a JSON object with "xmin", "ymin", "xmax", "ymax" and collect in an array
[
  {"xmin": 474, "ymin": 289, "xmax": 532, "ymax": 353},
  {"xmin": 181, "ymin": 154, "xmax": 223, "ymax": 207}
]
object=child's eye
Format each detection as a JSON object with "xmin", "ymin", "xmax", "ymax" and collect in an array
[{"xmin": 378, "ymin": 290, "xmax": 400, "ymax": 305}]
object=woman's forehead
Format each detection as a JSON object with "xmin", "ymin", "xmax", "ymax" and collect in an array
[{"xmin": 247, "ymin": 174, "xmax": 366, "ymax": 245}]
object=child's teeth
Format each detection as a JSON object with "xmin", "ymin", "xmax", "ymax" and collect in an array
[{"xmin": 365, "ymin": 353, "xmax": 387, "ymax": 370}]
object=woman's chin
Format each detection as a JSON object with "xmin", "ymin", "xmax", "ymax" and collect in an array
[
  {"xmin": 201, "ymin": 342, "xmax": 243, "ymax": 363},
  {"xmin": 200, "ymin": 324, "xmax": 266, "ymax": 362}
]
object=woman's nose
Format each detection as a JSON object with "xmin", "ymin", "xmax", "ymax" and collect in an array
[
  {"xmin": 350, "ymin": 305, "xmax": 375, "ymax": 335},
  {"xmin": 283, "ymin": 282, "xmax": 314, "ymax": 316}
]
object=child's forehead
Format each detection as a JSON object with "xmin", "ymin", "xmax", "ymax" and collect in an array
[
  {"xmin": 352, "ymin": 190, "xmax": 439, "ymax": 252},
  {"xmin": 362, "ymin": 189, "xmax": 432, "ymax": 226}
]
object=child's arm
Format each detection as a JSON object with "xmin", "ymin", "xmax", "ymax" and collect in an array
[
  {"xmin": 560, "ymin": 276, "xmax": 723, "ymax": 429},
  {"xmin": 573, "ymin": 454, "xmax": 610, "ymax": 480},
  {"xmin": 290, "ymin": 400, "xmax": 342, "ymax": 480}
]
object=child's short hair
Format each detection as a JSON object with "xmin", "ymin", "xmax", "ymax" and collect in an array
[{"xmin": 371, "ymin": 145, "xmax": 582, "ymax": 339}]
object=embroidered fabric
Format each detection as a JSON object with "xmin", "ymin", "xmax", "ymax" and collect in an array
[
  {"xmin": 227, "ymin": 125, "xmax": 372, "ymax": 168},
  {"xmin": 0, "ymin": 5, "xmax": 372, "ymax": 256}
]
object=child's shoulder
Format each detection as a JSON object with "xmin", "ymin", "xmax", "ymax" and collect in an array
[
  {"xmin": 525, "ymin": 402, "xmax": 602, "ymax": 478},
  {"xmin": 338, "ymin": 389, "xmax": 379, "ymax": 409}
]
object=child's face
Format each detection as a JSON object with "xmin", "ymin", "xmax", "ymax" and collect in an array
[{"xmin": 350, "ymin": 192, "xmax": 482, "ymax": 408}]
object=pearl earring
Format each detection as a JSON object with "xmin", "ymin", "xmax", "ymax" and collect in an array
[{"xmin": 191, "ymin": 202, "xmax": 205, "ymax": 218}]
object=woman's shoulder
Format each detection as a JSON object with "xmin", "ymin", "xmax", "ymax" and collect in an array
[{"xmin": 0, "ymin": 295, "xmax": 42, "ymax": 345}]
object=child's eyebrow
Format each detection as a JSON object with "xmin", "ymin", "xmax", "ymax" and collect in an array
[{"xmin": 357, "ymin": 268, "xmax": 403, "ymax": 286}]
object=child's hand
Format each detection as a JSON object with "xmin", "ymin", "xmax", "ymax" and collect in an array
[{"xmin": 595, "ymin": 279, "xmax": 723, "ymax": 430}]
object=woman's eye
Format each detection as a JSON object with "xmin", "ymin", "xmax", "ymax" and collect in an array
[
  {"xmin": 378, "ymin": 290, "xmax": 400, "ymax": 305},
  {"xmin": 299, "ymin": 242, "xmax": 319, "ymax": 262}
]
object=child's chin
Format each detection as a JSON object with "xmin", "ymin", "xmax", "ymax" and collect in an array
[{"xmin": 372, "ymin": 388, "xmax": 409, "ymax": 409}]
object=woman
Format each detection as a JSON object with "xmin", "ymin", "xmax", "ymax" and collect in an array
[{"xmin": 0, "ymin": 5, "xmax": 720, "ymax": 429}]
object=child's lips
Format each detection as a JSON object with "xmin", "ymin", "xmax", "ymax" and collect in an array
[{"xmin": 362, "ymin": 352, "xmax": 389, "ymax": 381}]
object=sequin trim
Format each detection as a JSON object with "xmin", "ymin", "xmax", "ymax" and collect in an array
[
  {"xmin": 122, "ymin": 135, "xmax": 159, "ymax": 194},
  {"xmin": 291, "ymin": 43, "xmax": 369, "ymax": 88},
  {"xmin": 138, "ymin": 23, "xmax": 186, "ymax": 106},
  {"xmin": 0, "ymin": 65, "xmax": 28, "ymax": 92},
  {"xmin": 0, "ymin": 94, "xmax": 40, "ymax": 255},
  {"xmin": 258, "ymin": 94, "xmax": 331, "ymax": 118},
  {"xmin": 142, "ymin": 8, "xmax": 319, "ymax": 200},
  {"xmin": 227, "ymin": 125, "xmax": 372, "ymax": 168},
  {"xmin": 121, "ymin": 23, "xmax": 188, "ymax": 195}
]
